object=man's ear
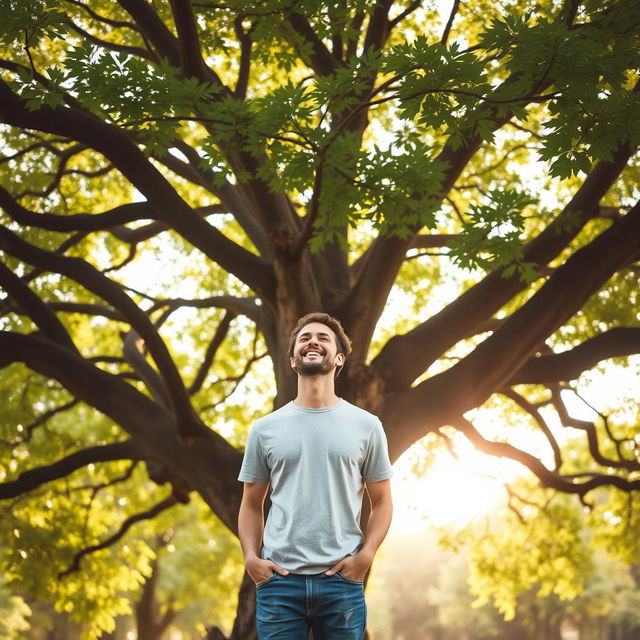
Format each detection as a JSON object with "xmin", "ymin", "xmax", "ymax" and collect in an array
[
  {"xmin": 335, "ymin": 353, "xmax": 345, "ymax": 366},
  {"xmin": 290, "ymin": 356, "xmax": 297, "ymax": 371}
]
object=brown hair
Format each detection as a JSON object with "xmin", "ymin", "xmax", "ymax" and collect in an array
[{"xmin": 288, "ymin": 312, "xmax": 352, "ymax": 377}]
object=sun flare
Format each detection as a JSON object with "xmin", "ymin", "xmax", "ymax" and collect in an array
[{"xmin": 389, "ymin": 440, "xmax": 520, "ymax": 531}]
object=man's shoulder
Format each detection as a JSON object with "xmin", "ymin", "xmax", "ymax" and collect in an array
[
  {"xmin": 252, "ymin": 402, "xmax": 296, "ymax": 429},
  {"xmin": 337, "ymin": 399, "xmax": 382, "ymax": 426}
]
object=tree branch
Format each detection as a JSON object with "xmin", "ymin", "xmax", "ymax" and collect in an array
[
  {"xmin": 61, "ymin": 0, "xmax": 143, "ymax": 31},
  {"xmin": 454, "ymin": 416, "xmax": 640, "ymax": 496},
  {"xmin": 410, "ymin": 233, "xmax": 460, "ymax": 249},
  {"xmin": 570, "ymin": 386, "xmax": 639, "ymax": 463},
  {"xmin": 343, "ymin": 67, "xmax": 552, "ymax": 362},
  {"xmin": 550, "ymin": 385, "xmax": 640, "ymax": 471},
  {"xmin": 2, "ymin": 398, "xmax": 79, "ymax": 447},
  {"xmin": 200, "ymin": 338, "xmax": 267, "ymax": 412},
  {"xmin": 389, "ymin": 1, "xmax": 423, "ymax": 30},
  {"xmin": 233, "ymin": 16, "xmax": 253, "ymax": 99},
  {"xmin": 287, "ymin": 13, "xmax": 340, "ymax": 76},
  {"xmin": 362, "ymin": 0, "xmax": 394, "ymax": 53},
  {"xmin": 346, "ymin": 11, "xmax": 366, "ymax": 59},
  {"xmin": 151, "ymin": 146, "xmax": 271, "ymax": 257},
  {"xmin": 0, "ymin": 261, "xmax": 78, "ymax": 352},
  {"xmin": 0, "ymin": 441, "xmax": 143, "ymax": 500},
  {"xmin": 116, "ymin": 0, "xmax": 182, "ymax": 68},
  {"xmin": 0, "ymin": 185, "xmax": 157, "ymax": 232},
  {"xmin": 67, "ymin": 19, "xmax": 154, "ymax": 61},
  {"xmin": 149, "ymin": 295, "xmax": 262, "ymax": 322},
  {"xmin": 14, "ymin": 144, "xmax": 86, "ymax": 200},
  {"xmin": 121, "ymin": 330, "xmax": 172, "ymax": 409},
  {"xmin": 59, "ymin": 494, "xmax": 179, "ymax": 578},
  {"xmin": 508, "ymin": 328, "xmax": 640, "ymax": 384},
  {"xmin": 441, "ymin": 0, "xmax": 461, "ymax": 45},
  {"xmin": 189, "ymin": 311, "xmax": 236, "ymax": 395},
  {"xmin": 499, "ymin": 388, "xmax": 563, "ymax": 470},
  {"xmin": 168, "ymin": 0, "xmax": 225, "ymax": 86},
  {"xmin": 3, "ymin": 301, "xmax": 124, "ymax": 322}
]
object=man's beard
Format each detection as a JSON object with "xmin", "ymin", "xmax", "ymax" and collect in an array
[{"xmin": 294, "ymin": 353, "xmax": 333, "ymax": 376}]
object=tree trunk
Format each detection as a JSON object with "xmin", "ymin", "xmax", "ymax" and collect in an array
[
  {"xmin": 136, "ymin": 558, "xmax": 177, "ymax": 640},
  {"xmin": 229, "ymin": 573, "xmax": 259, "ymax": 640}
]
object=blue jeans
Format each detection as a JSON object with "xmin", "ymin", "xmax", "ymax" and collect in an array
[{"xmin": 255, "ymin": 572, "xmax": 367, "ymax": 639}]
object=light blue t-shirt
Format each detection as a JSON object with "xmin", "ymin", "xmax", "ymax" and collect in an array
[{"xmin": 238, "ymin": 399, "xmax": 393, "ymax": 574}]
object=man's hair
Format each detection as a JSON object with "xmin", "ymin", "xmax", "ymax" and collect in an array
[{"xmin": 288, "ymin": 312, "xmax": 352, "ymax": 377}]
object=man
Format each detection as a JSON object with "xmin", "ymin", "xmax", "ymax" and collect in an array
[{"xmin": 238, "ymin": 312, "xmax": 394, "ymax": 640}]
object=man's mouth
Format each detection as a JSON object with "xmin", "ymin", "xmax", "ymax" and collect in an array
[{"xmin": 303, "ymin": 350, "xmax": 323, "ymax": 358}]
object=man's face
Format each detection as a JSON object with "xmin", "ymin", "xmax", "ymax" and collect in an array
[{"xmin": 290, "ymin": 322, "xmax": 344, "ymax": 377}]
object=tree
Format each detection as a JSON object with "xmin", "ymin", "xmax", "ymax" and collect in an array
[{"xmin": 0, "ymin": 0, "xmax": 639, "ymax": 637}]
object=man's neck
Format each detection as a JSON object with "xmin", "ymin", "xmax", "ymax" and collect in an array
[{"xmin": 293, "ymin": 375, "xmax": 340, "ymax": 409}]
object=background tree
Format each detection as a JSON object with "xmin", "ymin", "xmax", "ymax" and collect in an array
[
  {"xmin": 0, "ymin": 573, "xmax": 30, "ymax": 639},
  {"xmin": 1, "ymin": 0, "xmax": 639, "ymax": 637}
]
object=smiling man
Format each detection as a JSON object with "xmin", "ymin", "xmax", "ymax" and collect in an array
[{"xmin": 238, "ymin": 312, "xmax": 394, "ymax": 640}]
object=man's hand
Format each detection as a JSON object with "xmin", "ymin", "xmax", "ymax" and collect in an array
[
  {"xmin": 245, "ymin": 556, "xmax": 289, "ymax": 586},
  {"xmin": 325, "ymin": 550, "xmax": 374, "ymax": 583}
]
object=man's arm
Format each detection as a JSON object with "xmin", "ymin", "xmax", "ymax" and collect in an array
[
  {"xmin": 325, "ymin": 478, "xmax": 393, "ymax": 581},
  {"xmin": 238, "ymin": 481, "xmax": 289, "ymax": 585}
]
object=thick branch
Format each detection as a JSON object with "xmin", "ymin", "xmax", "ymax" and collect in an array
[
  {"xmin": 362, "ymin": 0, "xmax": 394, "ymax": 53},
  {"xmin": 508, "ymin": 328, "xmax": 640, "ymax": 384},
  {"xmin": 233, "ymin": 17, "xmax": 253, "ymax": 99},
  {"xmin": 410, "ymin": 233, "xmax": 459, "ymax": 249},
  {"xmin": 346, "ymin": 11, "xmax": 366, "ymax": 59},
  {"xmin": 152, "ymin": 147, "xmax": 271, "ymax": 256},
  {"xmin": 0, "ymin": 441, "xmax": 143, "ymax": 500},
  {"xmin": 0, "ymin": 261, "xmax": 77, "ymax": 352},
  {"xmin": 122, "ymin": 330, "xmax": 171, "ymax": 409},
  {"xmin": 287, "ymin": 13, "xmax": 340, "ymax": 76},
  {"xmin": 116, "ymin": 0, "xmax": 182, "ymax": 67},
  {"xmin": 168, "ymin": 0, "xmax": 226, "ymax": 87},
  {"xmin": 0, "ymin": 186, "xmax": 156, "ymax": 231}
]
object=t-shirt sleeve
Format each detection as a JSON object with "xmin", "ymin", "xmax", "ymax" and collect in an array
[
  {"xmin": 237, "ymin": 423, "xmax": 270, "ymax": 484},
  {"xmin": 362, "ymin": 419, "xmax": 394, "ymax": 483}
]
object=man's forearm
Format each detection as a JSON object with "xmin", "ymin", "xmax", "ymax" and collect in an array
[
  {"xmin": 360, "ymin": 498, "xmax": 393, "ymax": 558},
  {"xmin": 238, "ymin": 504, "xmax": 264, "ymax": 561}
]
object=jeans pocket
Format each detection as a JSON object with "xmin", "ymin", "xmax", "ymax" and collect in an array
[
  {"xmin": 255, "ymin": 572, "xmax": 278, "ymax": 589},
  {"xmin": 336, "ymin": 571, "xmax": 364, "ymax": 585}
]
